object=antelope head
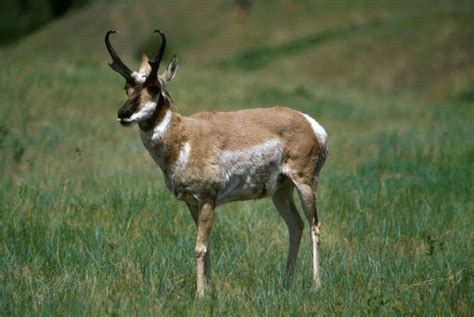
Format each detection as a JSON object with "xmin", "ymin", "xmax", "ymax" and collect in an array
[{"xmin": 105, "ymin": 30, "xmax": 178, "ymax": 127}]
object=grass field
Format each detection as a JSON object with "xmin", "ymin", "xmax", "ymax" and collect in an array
[{"xmin": 1, "ymin": 0, "xmax": 473, "ymax": 315}]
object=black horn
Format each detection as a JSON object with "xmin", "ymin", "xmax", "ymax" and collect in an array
[
  {"xmin": 105, "ymin": 30, "xmax": 133, "ymax": 82},
  {"xmin": 145, "ymin": 29, "xmax": 166, "ymax": 85}
]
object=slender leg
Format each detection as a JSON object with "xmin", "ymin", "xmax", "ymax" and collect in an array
[
  {"xmin": 194, "ymin": 201, "xmax": 215, "ymax": 298},
  {"xmin": 186, "ymin": 203, "xmax": 212, "ymax": 278},
  {"xmin": 296, "ymin": 183, "xmax": 322, "ymax": 289},
  {"xmin": 271, "ymin": 185, "xmax": 304, "ymax": 279}
]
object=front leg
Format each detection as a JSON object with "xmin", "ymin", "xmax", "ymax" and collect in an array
[
  {"xmin": 186, "ymin": 203, "xmax": 212, "ymax": 278},
  {"xmin": 194, "ymin": 201, "xmax": 215, "ymax": 298}
]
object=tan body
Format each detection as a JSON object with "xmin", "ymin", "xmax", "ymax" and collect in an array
[
  {"xmin": 141, "ymin": 106, "xmax": 326, "ymax": 208},
  {"xmin": 106, "ymin": 31, "xmax": 328, "ymax": 297},
  {"xmin": 140, "ymin": 101, "xmax": 328, "ymax": 297}
]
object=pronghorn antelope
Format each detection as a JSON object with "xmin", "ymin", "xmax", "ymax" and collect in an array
[{"xmin": 105, "ymin": 29, "xmax": 328, "ymax": 297}]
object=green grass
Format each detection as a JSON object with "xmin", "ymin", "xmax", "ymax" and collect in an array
[{"xmin": 1, "ymin": 0, "xmax": 473, "ymax": 315}]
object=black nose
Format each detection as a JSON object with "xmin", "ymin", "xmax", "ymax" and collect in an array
[
  {"xmin": 118, "ymin": 101, "xmax": 135, "ymax": 119},
  {"xmin": 117, "ymin": 108, "xmax": 129, "ymax": 119}
]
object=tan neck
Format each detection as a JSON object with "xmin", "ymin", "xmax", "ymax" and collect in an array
[{"xmin": 138, "ymin": 96, "xmax": 186, "ymax": 172}]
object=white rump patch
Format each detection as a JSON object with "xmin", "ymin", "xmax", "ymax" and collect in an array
[
  {"xmin": 122, "ymin": 100, "xmax": 157, "ymax": 124},
  {"xmin": 299, "ymin": 112, "xmax": 327, "ymax": 145}
]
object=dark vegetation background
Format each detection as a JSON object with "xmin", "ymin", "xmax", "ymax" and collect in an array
[
  {"xmin": 0, "ymin": 0, "xmax": 472, "ymax": 315},
  {"xmin": 0, "ymin": 0, "xmax": 92, "ymax": 45}
]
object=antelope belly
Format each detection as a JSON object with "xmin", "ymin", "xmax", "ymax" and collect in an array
[{"xmin": 216, "ymin": 139, "xmax": 284, "ymax": 204}]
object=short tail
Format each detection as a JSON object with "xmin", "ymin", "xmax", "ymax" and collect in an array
[{"xmin": 315, "ymin": 140, "xmax": 328, "ymax": 176}]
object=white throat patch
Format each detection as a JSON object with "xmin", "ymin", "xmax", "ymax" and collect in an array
[
  {"xmin": 139, "ymin": 110, "xmax": 174, "ymax": 167},
  {"xmin": 151, "ymin": 110, "xmax": 173, "ymax": 142}
]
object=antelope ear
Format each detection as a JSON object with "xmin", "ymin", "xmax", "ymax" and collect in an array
[
  {"xmin": 160, "ymin": 55, "xmax": 178, "ymax": 84},
  {"xmin": 139, "ymin": 54, "xmax": 151, "ymax": 75}
]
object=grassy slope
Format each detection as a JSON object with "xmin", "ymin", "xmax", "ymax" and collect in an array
[{"xmin": 1, "ymin": 0, "xmax": 473, "ymax": 315}]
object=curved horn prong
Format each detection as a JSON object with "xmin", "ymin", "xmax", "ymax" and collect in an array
[
  {"xmin": 105, "ymin": 30, "xmax": 133, "ymax": 82},
  {"xmin": 145, "ymin": 29, "xmax": 166, "ymax": 84}
]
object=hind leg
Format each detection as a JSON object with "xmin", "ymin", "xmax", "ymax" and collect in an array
[
  {"xmin": 295, "ymin": 182, "xmax": 322, "ymax": 289},
  {"xmin": 271, "ymin": 184, "xmax": 304, "ymax": 278}
]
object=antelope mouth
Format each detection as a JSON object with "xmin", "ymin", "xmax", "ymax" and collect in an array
[{"xmin": 117, "ymin": 118, "xmax": 134, "ymax": 126}]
